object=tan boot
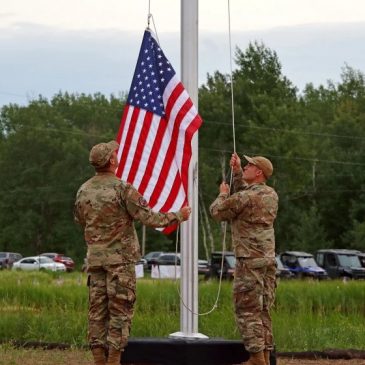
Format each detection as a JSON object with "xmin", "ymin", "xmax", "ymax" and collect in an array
[
  {"xmin": 91, "ymin": 347, "xmax": 106, "ymax": 365},
  {"xmin": 246, "ymin": 350, "xmax": 266, "ymax": 365},
  {"xmin": 264, "ymin": 350, "xmax": 270, "ymax": 365},
  {"xmin": 106, "ymin": 347, "xmax": 122, "ymax": 365}
]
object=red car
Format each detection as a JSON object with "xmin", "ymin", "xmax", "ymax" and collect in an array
[{"xmin": 41, "ymin": 253, "xmax": 75, "ymax": 272}]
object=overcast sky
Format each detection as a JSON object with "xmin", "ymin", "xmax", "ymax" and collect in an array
[{"xmin": 1, "ymin": 0, "xmax": 365, "ymax": 107}]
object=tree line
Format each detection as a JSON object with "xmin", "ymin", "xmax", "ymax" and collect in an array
[{"xmin": 1, "ymin": 42, "xmax": 365, "ymax": 263}]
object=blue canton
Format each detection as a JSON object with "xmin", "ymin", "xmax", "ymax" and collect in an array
[{"xmin": 127, "ymin": 30, "xmax": 176, "ymax": 117}]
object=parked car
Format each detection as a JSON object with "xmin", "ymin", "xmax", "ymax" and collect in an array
[
  {"xmin": 0, "ymin": 252, "xmax": 23, "ymax": 269},
  {"xmin": 357, "ymin": 252, "xmax": 365, "ymax": 268},
  {"xmin": 139, "ymin": 258, "xmax": 147, "ymax": 269},
  {"xmin": 280, "ymin": 251, "xmax": 328, "ymax": 279},
  {"xmin": 275, "ymin": 256, "xmax": 294, "ymax": 279},
  {"xmin": 198, "ymin": 259, "xmax": 210, "ymax": 277},
  {"xmin": 209, "ymin": 251, "xmax": 236, "ymax": 280},
  {"xmin": 40, "ymin": 253, "xmax": 75, "ymax": 272},
  {"xmin": 315, "ymin": 249, "xmax": 365, "ymax": 279},
  {"xmin": 156, "ymin": 253, "xmax": 181, "ymax": 266},
  {"xmin": 12, "ymin": 256, "xmax": 66, "ymax": 272},
  {"xmin": 143, "ymin": 251, "xmax": 164, "ymax": 270}
]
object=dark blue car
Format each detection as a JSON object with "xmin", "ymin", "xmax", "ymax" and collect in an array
[{"xmin": 280, "ymin": 251, "xmax": 328, "ymax": 279}]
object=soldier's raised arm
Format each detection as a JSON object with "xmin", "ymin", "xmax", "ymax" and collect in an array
[
  {"xmin": 230, "ymin": 152, "xmax": 246, "ymax": 192},
  {"xmin": 210, "ymin": 182, "xmax": 248, "ymax": 221}
]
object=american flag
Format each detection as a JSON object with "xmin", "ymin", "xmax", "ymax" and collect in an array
[{"xmin": 116, "ymin": 29, "xmax": 202, "ymax": 233}]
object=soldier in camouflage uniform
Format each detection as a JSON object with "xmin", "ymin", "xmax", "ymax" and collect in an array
[
  {"xmin": 210, "ymin": 153, "xmax": 278, "ymax": 365},
  {"xmin": 74, "ymin": 141, "xmax": 191, "ymax": 365}
]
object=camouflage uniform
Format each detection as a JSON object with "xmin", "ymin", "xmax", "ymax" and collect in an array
[
  {"xmin": 210, "ymin": 168, "xmax": 278, "ymax": 353},
  {"xmin": 74, "ymin": 170, "xmax": 183, "ymax": 352}
]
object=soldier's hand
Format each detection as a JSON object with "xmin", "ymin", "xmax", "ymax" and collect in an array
[
  {"xmin": 220, "ymin": 182, "xmax": 230, "ymax": 195},
  {"xmin": 230, "ymin": 152, "xmax": 241, "ymax": 173},
  {"xmin": 180, "ymin": 206, "xmax": 192, "ymax": 221}
]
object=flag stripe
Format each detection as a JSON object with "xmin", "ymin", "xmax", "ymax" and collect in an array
[
  {"xmin": 181, "ymin": 115, "xmax": 203, "ymax": 193},
  {"xmin": 162, "ymin": 223, "xmax": 178, "ymax": 235},
  {"xmin": 148, "ymin": 92, "xmax": 191, "ymax": 207},
  {"xmin": 138, "ymin": 118, "xmax": 168, "ymax": 196},
  {"xmin": 159, "ymin": 174, "xmax": 185, "ymax": 212},
  {"xmin": 121, "ymin": 109, "xmax": 147, "ymax": 181},
  {"xmin": 116, "ymin": 106, "xmax": 139, "ymax": 178},
  {"xmin": 133, "ymin": 113, "xmax": 161, "ymax": 189},
  {"xmin": 126, "ymin": 111, "xmax": 153, "ymax": 184},
  {"xmin": 116, "ymin": 105, "xmax": 130, "ymax": 145}
]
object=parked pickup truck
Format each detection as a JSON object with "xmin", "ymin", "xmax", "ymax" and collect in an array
[{"xmin": 315, "ymin": 249, "xmax": 365, "ymax": 279}]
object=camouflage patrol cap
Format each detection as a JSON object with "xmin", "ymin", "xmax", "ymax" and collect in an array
[
  {"xmin": 89, "ymin": 140, "xmax": 119, "ymax": 168},
  {"xmin": 243, "ymin": 155, "xmax": 273, "ymax": 178}
]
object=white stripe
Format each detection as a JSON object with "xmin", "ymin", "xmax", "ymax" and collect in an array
[
  {"xmin": 117, "ymin": 106, "xmax": 134, "ymax": 163},
  {"xmin": 169, "ymin": 184, "xmax": 186, "ymax": 211},
  {"xmin": 163, "ymin": 75, "xmax": 179, "ymax": 105},
  {"xmin": 133, "ymin": 113, "xmax": 161, "ymax": 189},
  {"xmin": 121, "ymin": 109, "xmax": 146, "ymax": 181}
]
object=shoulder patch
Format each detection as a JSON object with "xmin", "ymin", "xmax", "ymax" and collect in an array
[{"xmin": 139, "ymin": 197, "xmax": 148, "ymax": 207}]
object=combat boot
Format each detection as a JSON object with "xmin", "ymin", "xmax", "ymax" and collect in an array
[
  {"xmin": 91, "ymin": 347, "xmax": 106, "ymax": 365},
  {"xmin": 264, "ymin": 350, "xmax": 270, "ymax": 365},
  {"xmin": 106, "ymin": 347, "xmax": 122, "ymax": 365},
  {"xmin": 246, "ymin": 350, "xmax": 266, "ymax": 365}
]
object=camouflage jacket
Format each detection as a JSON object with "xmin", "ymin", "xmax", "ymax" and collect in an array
[
  {"xmin": 74, "ymin": 172, "xmax": 183, "ymax": 267},
  {"xmin": 210, "ymin": 180, "xmax": 278, "ymax": 258}
]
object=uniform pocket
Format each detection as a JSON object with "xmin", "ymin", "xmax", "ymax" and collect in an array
[
  {"xmin": 246, "ymin": 258, "xmax": 268, "ymax": 269},
  {"xmin": 116, "ymin": 275, "xmax": 136, "ymax": 303}
]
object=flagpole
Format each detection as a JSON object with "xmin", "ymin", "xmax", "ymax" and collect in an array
[{"xmin": 170, "ymin": 0, "xmax": 207, "ymax": 339}]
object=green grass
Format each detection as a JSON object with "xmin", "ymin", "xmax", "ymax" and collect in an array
[{"xmin": 1, "ymin": 271, "xmax": 364, "ymax": 351}]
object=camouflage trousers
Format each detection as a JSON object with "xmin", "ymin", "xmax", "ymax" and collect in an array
[
  {"xmin": 233, "ymin": 257, "xmax": 276, "ymax": 353},
  {"xmin": 87, "ymin": 263, "xmax": 136, "ymax": 351}
]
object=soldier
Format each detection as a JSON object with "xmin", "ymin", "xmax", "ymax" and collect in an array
[
  {"xmin": 210, "ymin": 153, "xmax": 278, "ymax": 365},
  {"xmin": 74, "ymin": 141, "xmax": 191, "ymax": 365}
]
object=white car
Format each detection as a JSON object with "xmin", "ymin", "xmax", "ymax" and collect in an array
[{"xmin": 12, "ymin": 256, "xmax": 66, "ymax": 272}]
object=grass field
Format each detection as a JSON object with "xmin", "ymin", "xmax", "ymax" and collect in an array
[{"xmin": 0, "ymin": 271, "xmax": 364, "ymax": 352}]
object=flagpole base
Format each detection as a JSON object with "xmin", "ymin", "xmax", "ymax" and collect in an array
[{"xmin": 169, "ymin": 331, "xmax": 209, "ymax": 339}]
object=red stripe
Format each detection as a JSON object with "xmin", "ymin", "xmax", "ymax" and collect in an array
[
  {"xmin": 116, "ymin": 107, "xmax": 140, "ymax": 179},
  {"xmin": 138, "ymin": 117, "xmax": 168, "ymax": 195},
  {"xmin": 162, "ymin": 224, "xmax": 178, "ymax": 235},
  {"xmin": 180, "ymin": 114, "xmax": 203, "ymax": 194},
  {"xmin": 164, "ymin": 82, "xmax": 185, "ymax": 121},
  {"xmin": 127, "ymin": 111, "xmax": 154, "ymax": 185},
  {"xmin": 148, "ymin": 97, "xmax": 192, "ymax": 207},
  {"xmin": 116, "ymin": 105, "xmax": 130, "ymax": 144}
]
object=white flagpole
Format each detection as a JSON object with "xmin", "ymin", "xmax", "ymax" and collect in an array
[{"xmin": 170, "ymin": 0, "xmax": 207, "ymax": 339}]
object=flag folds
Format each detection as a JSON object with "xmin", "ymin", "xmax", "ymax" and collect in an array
[{"xmin": 116, "ymin": 29, "xmax": 202, "ymax": 233}]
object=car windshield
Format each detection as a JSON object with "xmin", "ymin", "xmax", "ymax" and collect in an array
[
  {"xmin": 298, "ymin": 257, "xmax": 317, "ymax": 267},
  {"xmin": 338, "ymin": 254, "xmax": 362, "ymax": 268},
  {"xmin": 145, "ymin": 252, "xmax": 162, "ymax": 259},
  {"xmin": 0, "ymin": 253, "xmax": 6, "ymax": 258},
  {"xmin": 38, "ymin": 257, "xmax": 54, "ymax": 264},
  {"xmin": 225, "ymin": 256, "xmax": 236, "ymax": 268}
]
